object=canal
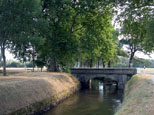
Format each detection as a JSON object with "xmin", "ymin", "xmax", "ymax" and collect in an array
[{"xmin": 44, "ymin": 80, "xmax": 123, "ymax": 115}]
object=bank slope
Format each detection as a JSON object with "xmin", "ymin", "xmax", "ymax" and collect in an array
[
  {"xmin": 0, "ymin": 72, "xmax": 79, "ymax": 114},
  {"xmin": 115, "ymin": 74, "xmax": 154, "ymax": 115}
]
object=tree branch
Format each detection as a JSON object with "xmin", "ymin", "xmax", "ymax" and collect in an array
[
  {"xmin": 70, "ymin": 12, "xmax": 79, "ymax": 33},
  {"xmin": 72, "ymin": 26, "xmax": 83, "ymax": 33}
]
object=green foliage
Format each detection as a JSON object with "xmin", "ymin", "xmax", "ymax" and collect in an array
[
  {"xmin": 25, "ymin": 62, "xmax": 33, "ymax": 68},
  {"xmin": 37, "ymin": 0, "xmax": 119, "ymax": 70},
  {"xmin": 118, "ymin": 0, "xmax": 154, "ymax": 57},
  {"xmin": 121, "ymin": 17, "xmax": 147, "ymax": 51},
  {"xmin": 133, "ymin": 58, "xmax": 154, "ymax": 68},
  {"xmin": 0, "ymin": 0, "xmax": 42, "ymax": 42},
  {"xmin": 6, "ymin": 61, "xmax": 23, "ymax": 68},
  {"xmin": 2, "ymin": 0, "xmax": 154, "ymax": 73},
  {"xmin": 120, "ymin": 16, "xmax": 149, "ymax": 67},
  {"xmin": 0, "ymin": 60, "xmax": 33, "ymax": 68},
  {"xmin": 0, "ymin": 0, "xmax": 42, "ymax": 75},
  {"xmin": 114, "ymin": 57, "xmax": 129, "ymax": 67},
  {"xmin": 34, "ymin": 59, "xmax": 45, "ymax": 68},
  {"xmin": 114, "ymin": 57, "xmax": 154, "ymax": 68},
  {"xmin": 78, "ymin": 6, "xmax": 118, "ymax": 66},
  {"xmin": 144, "ymin": 19, "xmax": 154, "ymax": 52}
]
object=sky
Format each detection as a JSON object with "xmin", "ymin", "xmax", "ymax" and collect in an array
[
  {"xmin": 6, "ymin": 50, "xmax": 17, "ymax": 61},
  {"xmin": 135, "ymin": 52, "xmax": 154, "ymax": 60}
]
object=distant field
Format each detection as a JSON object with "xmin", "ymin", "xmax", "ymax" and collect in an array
[
  {"xmin": 0, "ymin": 67, "xmax": 47, "ymax": 76},
  {"xmin": 138, "ymin": 68, "xmax": 154, "ymax": 73}
]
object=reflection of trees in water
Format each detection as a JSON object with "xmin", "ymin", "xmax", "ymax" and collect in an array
[
  {"xmin": 91, "ymin": 79, "xmax": 117, "ymax": 93},
  {"xmin": 59, "ymin": 94, "xmax": 79, "ymax": 106},
  {"xmin": 91, "ymin": 79, "xmax": 123, "ymax": 100},
  {"xmin": 90, "ymin": 79, "xmax": 123, "ymax": 114},
  {"xmin": 45, "ymin": 94, "xmax": 80, "ymax": 115},
  {"xmin": 45, "ymin": 79, "xmax": 123, "ymax": 115},
  {"xmin": 91, "ymin": 80, "xmax": 100, "ymax": 90}
]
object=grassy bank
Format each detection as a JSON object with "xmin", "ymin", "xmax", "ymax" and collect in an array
[
  {"xmin": 0, "ymin": 72, "xmax": 79, "ymax": 114},
  {"xmin": 115, "ymin": 74, "xmax": 154, "ymax": 115}
]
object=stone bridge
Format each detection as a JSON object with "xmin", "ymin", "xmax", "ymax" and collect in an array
[{"xmin": 71, "ymin": 68, "xmax": 137, "ymax": 89}]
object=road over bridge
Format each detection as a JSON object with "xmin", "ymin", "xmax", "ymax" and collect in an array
[{"xmin": 71, "ymin": 68, "xmax": 137, "ymax": 89}]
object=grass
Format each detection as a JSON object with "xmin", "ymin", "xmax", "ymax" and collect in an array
[
  {"xmin": 115, "ymin": 74, "xmax": 154, "ymax": 115},
  {"xmin": 0, "ymin": 71, "xmax": 79, "ymax": 114}
]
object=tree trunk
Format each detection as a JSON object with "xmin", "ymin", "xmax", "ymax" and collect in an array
[
  {"xmin": 41, "ymin": 67, "xmax": 43, "ymax": 72},
  {"xmin": 108, "ymin": 61, "xmax": 111, "ymax": 68},
  {"xmin": 32, "ymin": 61, "xmax": 35, "ymax": 72},
  {"xmin": 80, "ymin": 60, "xmax": 82, "ymax": 68},
  {"xmin": 32, "ymin": 46, "xmax": 35, "ymax": 72},
  {"xmin": 102, "ymin": 60, "xmax": 105, "ymax": 68},
  {"xmin": 97, "ymin": 60, "xmax": 99, "ymax": 68},
  {"xmin": 89, "ymin": 59, "xmax": 93, "ymax": 68},
  {"xmin": 1, "ymin": 43, "xmax": 6, "ymax": 76},
  {"xmin": 48, "ymin": 57, "xmax": 58, "ymax": 72},
  {"xmin": 129, "ymin": 52, "xmax": 135, "ymax": 68}
]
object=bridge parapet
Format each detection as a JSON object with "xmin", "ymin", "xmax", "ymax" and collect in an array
[{"xmin": 71, "ymin": 68, "xmax": 137, "ymax": 75}]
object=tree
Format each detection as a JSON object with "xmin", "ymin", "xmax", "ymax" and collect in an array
[
  {"xmin": 39, "ymin": 0, "xmax": 120, "ymax": 71},
  {"xmin": 0, "ymin": 50, "xmax": 1, "ymax": 66},
  {"xmin": 34, "ymin": 59, "xmax": 45, "ymax": 72},
  {"xmin": 11, "ymin": 36, "xmax": 45, "ymax": 72},
  {"xmin": 79, "ymin": 8, "xmax": 114, "ymax": 67},
  {"xmin": 0, "ymin": 0, "xmax": 41, "ymax": 75},
  {"xmin": 116, "ymin": 0, "xmax": 154, "ymax": 67},
  {"xmin": 120, "ymin": 17, "xmax": 147, "ymax": 67},
  {"xmin": 144, "ymin": 18, "xmax": 154, "ymax": 52},
  {"xmin": 133, "ymin": 58, "xmax": 154, "ymax": 68},
  {"xmin": 39, "ymin": 0, "xmax": 153, "ymax": 70},
  {"xmin": 2, "ymin": 0, "xmax": 152, "ymax": 74},
  {"xmin": 114, "ymin": 57, "xmax": 154, "ymax": 68},
  {"xmin": 41, "ymin": 0, "xmax": 81, "ymax": 71}
]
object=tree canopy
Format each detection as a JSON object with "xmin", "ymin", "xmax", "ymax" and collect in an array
[
  {"xmin": 144, "ymin": 18, "xmax": 154, "ymax": 52},
  {"xmin": 0, "ymin": 0, "xmax": 154, "ymax": 75},
  {"xmin": 117, "ymin": 0, "xmax": 154, "ymax": 67},
  {"xmin": 0, "ymin": 0, "xmax": 42, "ymax": 75}
]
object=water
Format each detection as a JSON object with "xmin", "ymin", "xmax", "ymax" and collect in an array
[{"xmin": 44, "ymin": 81, "xmax": 123, "ymax": 115}]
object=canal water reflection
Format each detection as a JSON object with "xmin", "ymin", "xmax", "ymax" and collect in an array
[{"xmin": 45, "ymin": 80, "xmax": 123, "ymax": 115}]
